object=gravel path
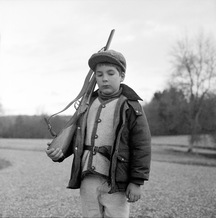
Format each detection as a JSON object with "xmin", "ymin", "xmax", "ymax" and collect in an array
[{"xmin": 0, "ymin": 139, "xmax": 216, "ymax": 218}]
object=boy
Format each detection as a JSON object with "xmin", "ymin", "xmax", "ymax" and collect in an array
[{"xmin": 46, "ymin": 50, "xmax": 151, "ymax": 218}]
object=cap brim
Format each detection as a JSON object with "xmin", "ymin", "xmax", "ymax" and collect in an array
[{"xmin": 89, "ymin": 53, "xmax": 125, "ymax": 72}]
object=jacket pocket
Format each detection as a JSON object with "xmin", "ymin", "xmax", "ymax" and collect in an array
[{"xmin": 115, "ymin": 155, "xmax": 129, "ymax": 182}]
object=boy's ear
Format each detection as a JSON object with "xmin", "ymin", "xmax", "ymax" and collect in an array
[{"xmin": 120, "ymin": 74, "xmax": 125, "ymax": 82}]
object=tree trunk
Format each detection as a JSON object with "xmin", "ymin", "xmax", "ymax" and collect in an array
[{"xmin": 188, "ymin": 112, "xmax": 201, "ymax": 152}]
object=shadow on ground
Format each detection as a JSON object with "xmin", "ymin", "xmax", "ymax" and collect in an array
[{"xmin": 0, "ymin": 158, "xmax": 11, "ymax": 170}]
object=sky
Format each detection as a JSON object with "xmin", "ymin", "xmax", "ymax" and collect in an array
[{"xmin": 0, "ymin": 0, "xmax": 216, "ymax": 115}]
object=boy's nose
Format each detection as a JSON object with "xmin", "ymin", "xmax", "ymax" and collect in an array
[{"xmin": 102, "ymin": 75, "xmax": 108, "ymax": 81}]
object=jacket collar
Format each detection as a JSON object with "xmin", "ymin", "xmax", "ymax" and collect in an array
[
  {"xmin": 120, "ymin": 84, "xmax": 143, "ymax": 101},
  {"xmin": 92, "ymin": 83, "xmax": 142, "ymax": 101}
]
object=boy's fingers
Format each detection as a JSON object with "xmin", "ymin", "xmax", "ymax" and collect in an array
[
  {"xmin": 46, "ymin": 147, "xmax": 63, "ymax": 160},
  {"xmin": 127, "ymin": 194, "xmax": 140, "ymax": 203},
  {"xmin": 126, "ymin": 190, "xmax": 129, "ymax": 199},
  {"xmin": 52, "ymin": 150, "xmax": 63, "ymax": 161},
  {"xmin": 56, "ymin": 149, "xmax": 64, "ymax": 158},
  {"xmin": 128, "ymin": 194, "xmax": 135, "ymax": 202},
  {"xmin": 46, "ymin": 148, "xmax": 58, "ymax": 156},
  {"xmin": 46, "ymin": 147, "xmax": 55, "ymax": 154},
  {"xmin": 50, "ymin": 148, "xmax": 61, "ymax": 157}
]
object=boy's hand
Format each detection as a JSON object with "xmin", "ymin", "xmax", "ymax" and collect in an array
[
  {"xmin": 46, "ymin": 143, "xmax": 64, "ymax": 161},
  {"xmin": 126, "ymin": 183, "xmax": 141, "ymax": 203}
]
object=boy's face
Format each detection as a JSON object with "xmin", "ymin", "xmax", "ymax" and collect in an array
[{"xmin": 95, "ymin": 64, "xmax": 124, "ymax": 96}]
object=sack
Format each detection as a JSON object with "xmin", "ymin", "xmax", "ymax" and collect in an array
[
  {"xmin": 49, "ymin": 124, "xmax": 76, "ymax": 155},
  {"xmin": 47, "ymin": 111, "xmax": 81, "ymax": 155}
]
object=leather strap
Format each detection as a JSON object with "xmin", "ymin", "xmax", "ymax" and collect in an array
[
  {"xmin": 48, "ymin": 69, "xmax": 95, "ymax": 121},
  {"xmin": 84, "ymin": 145, "xmax": 112, "ymax": 160}
]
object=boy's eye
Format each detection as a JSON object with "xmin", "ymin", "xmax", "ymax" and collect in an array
[
  {"xmin": 108, "ymin": 72, "xmax": 115, "ymax": 76},
  {"xmin": 96, "ymin": 74, "xmax": 102, "ymax": 77},
  {"xmin": 96, "ymin": 73, "xmax": 103, "ymax": 77}
]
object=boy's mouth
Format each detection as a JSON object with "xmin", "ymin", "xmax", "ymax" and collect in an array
[{"xmin": 102, "ymin": 85, "xmax": 110, "ymax": 89}]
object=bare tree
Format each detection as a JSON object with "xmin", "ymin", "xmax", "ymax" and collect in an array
[{"xmin": 170, "ymin": 32, "xmax": 216, "ymax": 152}]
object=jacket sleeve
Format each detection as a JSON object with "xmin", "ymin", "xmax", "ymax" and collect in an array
[{"xmin": 127, "ymin": 101, "xmax": 151, "ymax": 185}]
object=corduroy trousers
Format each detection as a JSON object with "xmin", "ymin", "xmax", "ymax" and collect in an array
[{"xmin": 80, "ymin": 174, "xmax": 129, "ymax": 218}]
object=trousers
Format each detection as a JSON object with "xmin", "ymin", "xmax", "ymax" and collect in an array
[{"xmin": 80, "ymin": 174, "xmax": 130, "ymax": 218}]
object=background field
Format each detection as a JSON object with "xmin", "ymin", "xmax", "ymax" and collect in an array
[{"xmin": 0, "ymin": 137, "xmax": 216, "ymax": 218}]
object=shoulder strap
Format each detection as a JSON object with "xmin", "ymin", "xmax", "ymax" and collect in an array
[{"xmin": 47, "ymin": 69, "xmax": 94, "ymax": 121}]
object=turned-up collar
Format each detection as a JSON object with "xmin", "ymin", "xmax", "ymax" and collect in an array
[
  {"xmin": 120, "ymin": 84, "xmax": 142, "ymax": 101},
  {"xmin": 92, "ymin": 84, "xmax": 142, "ymax": 101}
]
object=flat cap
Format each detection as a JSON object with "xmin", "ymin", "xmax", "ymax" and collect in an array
[{"xmin": 88, "ymin": 50, "xmax": 126, "ymax": 72}]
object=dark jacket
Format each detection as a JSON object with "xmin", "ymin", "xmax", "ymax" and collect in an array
[{"xmin": 63, "ymin": 84, "xmax": 151, "ymax": 193}]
